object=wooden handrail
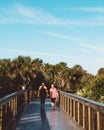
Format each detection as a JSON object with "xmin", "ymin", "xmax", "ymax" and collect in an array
[
  {"xmin": 1, "ymin": 89, "xmax": 104, "ymax": 130},
  {"xmin": 0, "ymin": 89, "xmax": 34, "ymax": 130},
  {"xmin": 58, "ymin": 90, "xmax": 104, "ymax": 130}
]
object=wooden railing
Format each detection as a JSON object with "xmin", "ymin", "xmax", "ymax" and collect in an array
[
  {"xmin": 1, "ymin": 89, "xmax": 104, "ymax": 130},
  {"xmin": 58, "ymin": 90, "xmax": 104, "ymax": 130},
  {"xmin": 0, "ymin": 89, "xmax": 33, "ymax": 130}
]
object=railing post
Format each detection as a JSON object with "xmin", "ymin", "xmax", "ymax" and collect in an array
[
  {"xmin": 0, "ymin": 107, "xmax": 2, "ymax": 130},
  {"xmin": 25, "ymin": 91, "xmax": 28, "ymax": 102},
  {"xmin": 59, "ymin": 92, "xmax": 61, "ymax": 107},
  {"xmin": 62, "ymin": 94, "xmax": 64, "ymax": 110},
  {"xmin": 88, "ymin": 107, "xmax": 91, "ymax": 130},
  {"xmin": 73, "ymin": 100, "xmax": 76, "ymax": 120},
  {"xmin": 83, "ymin": 104, "xmax": 85, "ymax": 129},
  {"xmin": 11, "ymin": 99, "xmax": 14, "ymax": 115},
  {"xmin": 97, "ymin": 111, "xmax": 101, "ymax": 130},
  {"xmin": 60, "ymin": 93, "xmax": 63, "ymax": 110},
  {"xmin": 15, "ymin": 97, "xmax": 17, "ymax": 114},
  {"xmin": 61, "ymin": 93, "xmax": 63, "ymax": 109},
  {"xmin": 67, "ymin": 97, "xmax": 69, "ymax": 114},
  {"xmin": 78, "ymin": 102, "xmax": 80, "ymax": 124},
  {"xmin": 70, "ymin": 99, "xmax": 72, "ymax": 117},
  {"xmin": 13, "ymin": 98, "xmax": 16, "ymax": 115},
  {"xmin": 65, "ymin": 96, "xmax": 67, "ymax": 112},
  {"xmin": 64, "ymin": 95, "xmax": 65, "ymax": 111}
]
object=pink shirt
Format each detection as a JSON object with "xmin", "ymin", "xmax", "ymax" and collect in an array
[{"xmin": 50, "ymin": 88, "xmax": 57, "ymax": 98}]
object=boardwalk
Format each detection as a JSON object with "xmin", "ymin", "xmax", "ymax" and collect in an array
[{"xmin": 15, "ymin": 99, "xmax": 81, "ymax": 130}]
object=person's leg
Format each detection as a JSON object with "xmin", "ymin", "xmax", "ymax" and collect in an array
[
  {"xmin": 51, "ymin": 98, "xmax": 53, "ymax": 107},
  {"xmin": 40, "ymin": 98, "xmax": 42, "ymax": 107},
  {"xmin": 40, "ymin": 98, "xmax": 45, "ymax": 108},
  {"xmin": 42, "ymin": 98, "xmax": 45, "ymax": 106},
  {"xmin": 51, "ymin": 98, "xmax": 56, "ymax": 109}
]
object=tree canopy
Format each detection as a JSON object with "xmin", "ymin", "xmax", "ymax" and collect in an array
[{"xmin": 0, "ymin": 56, "xmax": 104, "ymax": 103}]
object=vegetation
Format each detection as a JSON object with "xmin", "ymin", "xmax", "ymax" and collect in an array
[{"xmin": 0, "ymin": 56, "xmax": 104, "ymax": 103}]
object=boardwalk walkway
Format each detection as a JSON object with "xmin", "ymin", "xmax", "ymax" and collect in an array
[{"xmin": 15, "ymin": 99, "xmax": 81, "ymax": 130}]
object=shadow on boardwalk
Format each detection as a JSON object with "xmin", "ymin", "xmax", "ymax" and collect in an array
[{"xmin": 15, "ymin": 99, "xmax": 81, "ymax": 130}]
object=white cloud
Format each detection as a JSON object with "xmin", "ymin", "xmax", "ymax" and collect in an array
[
  {"xmin": 43, "ymin": 31, "xmax": 104, "ymax": 54},
  {"xmin": 0, "ymin": 4, "xmax": 63, "ymax": 25},
  {"xmin": 15, "ymin": 4, "xmax": 63, "ymax": 25},
  {"xmin": 15, "ymin": 4, "xmax": 35, "ymax": 18},
  {"xmin": 56, "ymin": 7, "xmax": 104, "ymax": 13},
  {"xmin": 43, "ymin": 31, "xmax": 81, "ymax": 42},
  {"xmin": 73, "ymin": 7, "xmax": 104, "ymax": 12},
  {"xmin": 78, "ymin": 42, "xmax": 104, "ymax": 54},
  {"xmin": 61, "ymin": 16, "xmax": 104, "ymax": 26},
  {"xmin": 0, "ymin": 4, "xmax": 104, "ymax": 26}
]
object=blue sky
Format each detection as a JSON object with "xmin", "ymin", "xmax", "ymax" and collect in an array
[{"xmin": 0, "ymin": 0, "xmax": 104, "ymax": 75}]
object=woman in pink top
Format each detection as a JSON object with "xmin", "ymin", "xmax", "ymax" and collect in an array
[{"xmin": 49, "ymin": 84, "xmax": 58, "ymax": 109}]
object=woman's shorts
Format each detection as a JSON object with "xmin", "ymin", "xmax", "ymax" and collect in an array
[{"xmin": 51, "ymin": 98, "xmax": 56, "ymax": 103}]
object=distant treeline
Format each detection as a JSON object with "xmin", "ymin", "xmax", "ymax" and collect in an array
[{"xmin": 0, "ymin": 56, "xmax": 104, "ymax": 103}]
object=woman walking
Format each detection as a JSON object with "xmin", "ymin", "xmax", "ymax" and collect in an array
[{"xmin": 49, "ymin": 84, "xmax": 58, "ymax": 110}]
